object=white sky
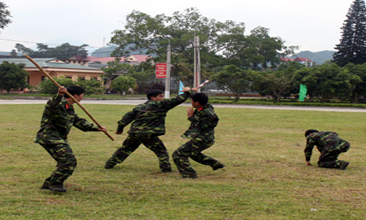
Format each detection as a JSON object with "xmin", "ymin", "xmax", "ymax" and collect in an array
[{"xmin": 0, "ymin": 0, "xmax": 354, "ymax": 54}]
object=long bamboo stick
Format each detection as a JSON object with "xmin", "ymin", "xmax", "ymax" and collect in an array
[{"xmin": 24, "ymin": 55, "xmax": 114, "ymax": 141}]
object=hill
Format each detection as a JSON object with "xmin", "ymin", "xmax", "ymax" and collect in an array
[{"xmin": 291, "ymin": 50, "xmax": 335, "ymax": 65}]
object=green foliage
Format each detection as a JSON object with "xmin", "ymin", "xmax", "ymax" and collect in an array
[
  {"xmin": 251, "ymin": 70, "xmax": 294, "ymax": 103},
  {"xmin": 0, "ymin": 61, "xmax": 28, "ymax": 93},
  {"xmin": 344, "ymin": 63, "xmax": 366, "ymax": 103},
  {"xmin": 128, "ymin": 70, "xmax": 157, "ymax": 94},
  {"xmin": 102, "ymin": 58, "xmax": 135, "ymax": 80},
  {"xmin": 76, "ymin": 78, "xmax": 104, "ymax": 95},
  {"xmin": 15, "ymin": 43, "xmax": 89, "ymax": 59},
  {"xmin": 0, "ymin": 1, "xmax": 11, "ymax": 31},
  {"xmin": 38, "ymin": 77, "xmax": 76, "ymax": 95},
  {"xmin": 333, "ymin": 0, "xmax": 366, "ymax": 66},
  {"xmin": 302, "ymin": 63, "xmax": 355, "ymax": 102},
  {"xmin": 111, "ymin": 75, "xmax": 136, "ymax": 95},
  {"xmin": 110, "ymin": 8, "xmax": 297, "ymax": 82},
  {"xmin": 212, "ymin": 65, "xmax": 254, "ymax": 101}
]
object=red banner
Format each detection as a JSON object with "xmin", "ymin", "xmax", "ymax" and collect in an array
[{"xmin": 155, "ymin": 63, "xmax": 167, "ymax": 78}]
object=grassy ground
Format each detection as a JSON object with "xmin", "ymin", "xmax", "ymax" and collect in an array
[{"xmin": 1, "ymin": 103, "xmax": 366, "ymax": 219}]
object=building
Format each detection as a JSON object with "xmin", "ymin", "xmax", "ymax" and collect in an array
[{"xmin": 0, "ymin": 57, "xmax": 104, "ymax": 89}]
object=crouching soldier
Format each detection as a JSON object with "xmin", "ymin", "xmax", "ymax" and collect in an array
[{"xmin": 304, "ymin": 129, "xmax": 350, "ymax": 170}]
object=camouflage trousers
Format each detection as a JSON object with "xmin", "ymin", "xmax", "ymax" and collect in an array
[
  {"xmin": 172, "ymin": 139, "xmax": 221, "ymax": 178},
  {"xmin": 41, "ymin": 143, "xmax": 77, "ymax": 186},
  {"xmin": 318, "ymin": 141, "xmax": 350, "ymax": 168},
  {"xmin": 106, "ymin": 133, "xmax": 171, "ymax": 171}
]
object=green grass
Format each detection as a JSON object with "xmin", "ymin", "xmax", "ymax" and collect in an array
[{"xmin": 1, "ymin": 103, "xmax": 366, "ymax": 219}]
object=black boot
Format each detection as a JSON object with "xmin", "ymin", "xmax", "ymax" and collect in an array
[{"xmin": 50, "ymin": 183, "xmax": 67, "ymax": 193}]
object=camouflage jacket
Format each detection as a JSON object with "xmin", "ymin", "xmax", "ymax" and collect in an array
[
  {"xmin": 181, "ymin": 104, "xmax": 218, "ymax": 142},
  {"xmin": 34, "ymin": 94, "xmax": 99, "ymax": 145},
  {"xmin": 304, "ymin": 131, "xmax": 346, "ymax": 161},
  {"xmin": 117, "ymin": 91, "xmax": 192, "ymax": 135}
]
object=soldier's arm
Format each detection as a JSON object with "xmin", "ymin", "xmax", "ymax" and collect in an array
[
  {"xmin": 304, "ymin": 138, "xmax": 315, "ymax": 164},
  {"xmin": 45, "ymin": 87, "xmax": 66, "ymax": 113},
  {"xmin": 159, "ymin": 89, "xmax": 193, "ymax": 109},
  {"xmin": 73, "ymin": 114, "xmax": 99, "ymax": 132},
  {"xmin": 116, "ymin": 108, "xmax": 137, "ymax": 134}
]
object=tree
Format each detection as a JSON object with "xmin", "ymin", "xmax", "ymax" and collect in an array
[
  {"xmin": 15, "ymin": 43, "xmax": 89, "ymax": 59},
  {"xmin": 302, "ymin": 64, "xmax": 354, "ymax": 102},
  {"xmin": 333, "ymin": 0, "xmax": 366, "ymax": 66},
  {"xmin": 76, "ymin": 78, "xmax": 105, "ymax": 95},
  {"xmin": 110, "ymin": 8, "xmax": 296, "ymax": 81},
  {"xmin": 343, "ymin": 63, "xmax": 366, "ymax": 102},
  {"xmin": 38, "ymin": 76, "xmax": 76, "ymax": 95},
  {"xmin": 252, "ymin": 70, "xmax": 294, "ymax": 103},
  {"xmin": 102, "ymin": 58, "xmax": 135, "ymax": 80},
  {"xmin": 0, "ymin": 2, "xmax": 11, "ymax": 32},
  {"xmin": 211, "ymin": 65, "xmax": 254, "ymax": 102},
  {"xmin": 0, "ymin": 62, "xmax": 28, "ymax": 93},
  {"xmin": 111, "ymin": 76, "xmax": 136, "ymax": 96},
  {"xmin": 128, "ymin": 70, "xmax": 157, "ymax": 94}
]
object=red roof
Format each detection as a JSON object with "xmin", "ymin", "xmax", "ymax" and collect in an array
[
  {"xmin": 294, "ymin": 57, "xmax": 312, "ymax": 62},
  {"xmin": 280, "ymin": 57, "xmax": 294, "ymax": 62}
]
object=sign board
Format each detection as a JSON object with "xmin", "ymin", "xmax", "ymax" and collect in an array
[{"xmin": 155, "ymin": 63, "xmax": 167, "ymax": 78}]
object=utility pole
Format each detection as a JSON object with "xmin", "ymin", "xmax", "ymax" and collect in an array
[{"xmin": 193, "ymin": 36, "xmax": 201, "ymax": 91}]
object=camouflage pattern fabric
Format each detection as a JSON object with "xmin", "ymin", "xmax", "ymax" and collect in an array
[
  {"xmin": 173, "ymin": 139, "xmax": 219, "ymax": 178},
  {"xmin": 41, "ymin": 143, "xmax": 77, "ymax": 186},
  {"xmin": 35, "ymin": 94, "xmax": 99, "ymax": 145},
  {"xmin": 116, "ymin": 91, "xmax": 192, "ymax": 135},
  {"xmin": 305, "ymin": 131, "xmax": 350, "ymax": 168},
  {"xmin": 107, "ymin": 91, "xmax": 191, "ymax": 171},
  {"xmin": 35, "ymin": 94, "xmax": 99, "ymax": 186},
  {"xmin": 106, "ymin": 133, "xmax": 171, "ymax": 171},
  {"xmin": 173, "ymin": 104, "xmax": 223, "ymax": 178},
  {"xmin": 181, "ymin": 104, "xmax": 218, "ymax": 142}
]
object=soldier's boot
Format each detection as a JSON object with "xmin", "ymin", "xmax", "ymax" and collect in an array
[
  {"xmin": 40, "ymin": 181, "xmax": 50, "ymax": 190},
  {"xmin": 212, "ymin": 162, "xmax": 225, "ymax": 171},
  {"xmin": 339, "ymin": 161, "xmax": 349, "ymax": 170},
  {"xmin": 50, "ymin": 183, "xmax": 67, "ymax": 193},
  {"xmin": 182, "ymin": 174, "xmax": 198, "ymax": 179},
  {"xmin": 104, "ymin": 160, "xmax": 116, "ymax": 169},
  {"xmin": 161, "ymin": 167, "xmax": 172, "ymax": 173}
]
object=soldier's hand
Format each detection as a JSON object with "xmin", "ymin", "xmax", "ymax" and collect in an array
[
  {"xmin": 98, "ymin": 126, "xmax": 107, "ymax": 132},
  {"xmin": 182, "ymin": 87, "xmax": 191, "ymax": 92},
  {"xmin": 187, "ymin": 107, "xmax": 194, "ymax": 117},
  {"xmin": 58, "ymin": 86, "xmax": 67, "ymax": 96}
]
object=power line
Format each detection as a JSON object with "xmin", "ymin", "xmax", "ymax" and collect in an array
[{"xmin": 0, "ymin": 38, "xmax": 103, "ymax": 49}]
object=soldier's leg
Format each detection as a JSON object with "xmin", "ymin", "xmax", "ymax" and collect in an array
[
  {"xmin": 142, "ymin": 134, "xmax": 171, "ymax": 172},
  {"xmin": 318, "ymin": 142, "xmax": 350, "ymax": 169},
  {"xmin": 105, "ymin": 134, "xmax": 141, "ymax": 168},
  {"xmin": 318, "ymin": 147, "xmax": 341, "ymax": 168},
  {"xmin": 172, "ymin": 140, "xmax": 199, "ymax": 178},
  {"xmin": 41, "ymin": 143, "xmax": 77, "ymax": 191},
  {"xmin": 189, "ymin": 140, "xmax": 224, "ymax": 170}
]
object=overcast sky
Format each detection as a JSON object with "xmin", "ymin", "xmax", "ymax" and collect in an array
[{"xmin": 0, "ymin": 0, "xmax": 354, "ymax": 54}]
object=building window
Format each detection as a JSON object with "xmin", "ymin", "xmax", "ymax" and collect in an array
[
  {"xmin": 66, "ymin": 76, "xmax": 72, "ymax": 79},
  {"xmin": 79, "ymin": 77, "xmax": 85, "ymax": 81},
  {"xmin": 41, "ymin": 76, "xmax": 45, "ymax": 81}
]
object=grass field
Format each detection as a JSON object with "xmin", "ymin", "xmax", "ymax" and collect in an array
[{"xmin": 1, "ymin": 103, "xmax": 366, "ymax": 219}]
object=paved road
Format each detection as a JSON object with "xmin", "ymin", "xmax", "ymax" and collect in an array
[{"xmin": 1, "ymin": 99, "xmax": 366, "ymax": 112}]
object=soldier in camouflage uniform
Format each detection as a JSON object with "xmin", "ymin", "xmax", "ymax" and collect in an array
[
  {"xmin": 35, "ymin": 86, "xmax": 107, "ymax": 192},
  {"xmin": 304, "ymin": 129, "xmax": 350, "ymax": 170},
  {"xmin": 105, "ymin": 87, "xmax": 194, "ymax": 172},
  {"xmin": 173, "ymin": 93, "xmax": 224, "ymax": 178}
]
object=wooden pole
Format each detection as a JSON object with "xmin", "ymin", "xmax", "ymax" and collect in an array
[{"xmin": 24, "ymin": 55, "xmax": 114, "ymax": 141}]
